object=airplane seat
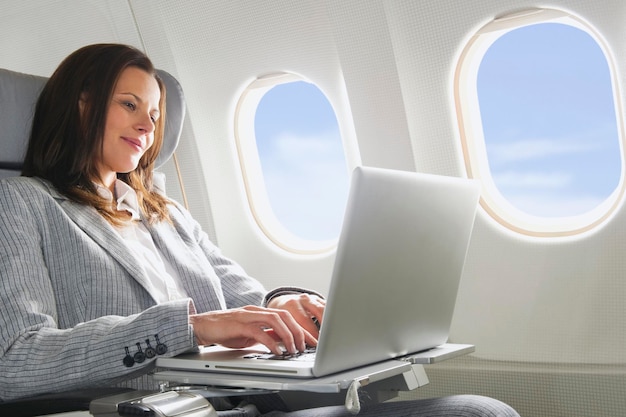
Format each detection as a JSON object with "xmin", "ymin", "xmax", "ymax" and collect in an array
[
  {"xmin": 0, "ymin": 67, "xmax": 186, "ymax": 415},
  {"xmin": 0, "ymin": 68, "xmax": 45, "ymax": 179}
]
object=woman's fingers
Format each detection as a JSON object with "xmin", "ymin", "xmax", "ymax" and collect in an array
[
  {"xmin": 189, "ymin": 305, "xmax": 314, "ymax": 355},
  {"xmin": 266, "ymin": 293, "xmax": 326, "ymax": 340}
]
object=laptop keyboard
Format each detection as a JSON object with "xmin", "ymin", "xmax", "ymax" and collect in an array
[{"xmin": 243, "ymin": 347, "xmax": 317, "ymax": 362}]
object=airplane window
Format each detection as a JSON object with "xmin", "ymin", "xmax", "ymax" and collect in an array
[
  {"xmin": 456, "ymin": 9, "xmax": 623, "ymax": 236},
  {"xmin": 235, "ymin": 73, "xmax": 349, "ymax": 253}
]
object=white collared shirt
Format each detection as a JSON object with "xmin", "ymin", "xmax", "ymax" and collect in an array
[{"xmin": 97, "ymin": 180, "xmax": 188, "ymax": 304}]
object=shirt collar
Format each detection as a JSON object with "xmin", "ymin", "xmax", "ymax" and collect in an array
[{"xmin": 95, "ymin": 180, "xmax": 142, "ymax": 221}]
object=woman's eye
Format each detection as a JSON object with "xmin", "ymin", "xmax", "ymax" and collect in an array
[{"xmin": 123, "ymin": 101, "xmax": 136, "ymax": 110}]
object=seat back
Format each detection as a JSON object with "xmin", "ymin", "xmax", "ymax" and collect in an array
[{"xmin": 0, "ymin": 67, "xmax": 185, "ymax": 179}]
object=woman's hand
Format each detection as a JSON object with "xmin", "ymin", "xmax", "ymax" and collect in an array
[
  {"xmin": 266, "ymin": 293, "xmax": 325, "ymax": 340},
  {"xmin": 190, "ymin": 305, "xmax": 317, "ymax": 355}
]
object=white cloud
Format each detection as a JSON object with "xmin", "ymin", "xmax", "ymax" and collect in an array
[
  {"xmin": 493, "ymin": 170, "xmax": 571, "ymax": 189},
  {"xmin": 488, "ymin": 138, "xmax": 596, "ymax": 164},
  {"xmin": 260, "ymin": 131, "xmax": 350, "ymax": 240},
  {"xmin": 503, "ymin": 192, "xmax": 605, "ymax": 217},
  {"xmin": 268, "ymin": 131, "xmax": 345, "ymax": 164},
  {"xmin": 492, "ymin": 170, "xmax": 600, "ymax": 216}
]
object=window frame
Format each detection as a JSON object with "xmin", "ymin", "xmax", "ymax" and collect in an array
[
  {"xmin": 234, "ymin": 72, "xmax": 349, "ymax": 254},
  {"xmin": 455, "ymin": 8, "xmax": 626, "ymax": 237}
]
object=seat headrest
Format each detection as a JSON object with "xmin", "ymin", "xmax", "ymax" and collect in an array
[
  {"xmin": 155, "ymin": 69, "xmax": 185, "ymax": 169},
  {"xmin": 0, "ymin": 68, "xmax": 185, "ymax": 178}
]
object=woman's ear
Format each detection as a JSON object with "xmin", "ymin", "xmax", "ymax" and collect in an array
[{"xmin": 78, "ymin": 92, "xmax": 87, "ymax": 115}]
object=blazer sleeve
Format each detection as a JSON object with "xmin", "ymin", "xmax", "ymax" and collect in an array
[{"xmin": 0, "ymin": 180, "xmax": 195, "ymax": 401}]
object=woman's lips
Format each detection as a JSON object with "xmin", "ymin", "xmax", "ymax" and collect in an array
[{"xmin": 122, "ymin": 136, "xmax": 143, "ymax": 152}]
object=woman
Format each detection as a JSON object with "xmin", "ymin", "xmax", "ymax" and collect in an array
[{"xmin": 0, "ymin": 44, "xmax": 518, "ymax": 416}]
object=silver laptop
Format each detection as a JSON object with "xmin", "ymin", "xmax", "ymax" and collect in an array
[{"xmin": 157, "ymin": 166, "xmax": 480, "ymax": 378}]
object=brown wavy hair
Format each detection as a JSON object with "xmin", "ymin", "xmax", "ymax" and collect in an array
[{"xmin": 22, "ymin": 43, "xmax": 171, "ymax": 225}]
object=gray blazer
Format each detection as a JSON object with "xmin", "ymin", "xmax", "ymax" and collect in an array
[{"xmin": 0, "ymin": 176, "xmax": 267, "ymax": 401}]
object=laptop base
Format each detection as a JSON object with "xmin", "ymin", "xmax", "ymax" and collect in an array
[{"xmin": 155, "ymin": 343, "xmax": 473, "ymax": 412}]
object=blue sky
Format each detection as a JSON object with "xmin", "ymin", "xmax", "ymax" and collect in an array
[
  {"xmin": 478, "ymin": 22, "xmax": 621, "ymax": 217},
  {"xmin": 255, "ymin": 81, "xmax": 349, "ymax": 241}
]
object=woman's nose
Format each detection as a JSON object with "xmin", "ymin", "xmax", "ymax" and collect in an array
[{"xmin": 136, "ymin": 113, "xmax": 155, "ymax": 133}]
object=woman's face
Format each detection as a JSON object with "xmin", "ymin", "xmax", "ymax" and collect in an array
[{"xmin": 97, "ymin": 66, "xmax": 161, "ymax": 189}]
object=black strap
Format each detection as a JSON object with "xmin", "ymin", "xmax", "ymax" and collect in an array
[{"xmin": 0, "ymin": 161, "xmax": 22, "ymax": 171}]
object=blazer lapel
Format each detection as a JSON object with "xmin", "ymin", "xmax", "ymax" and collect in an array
[
  {"xmin": 40, "ymin": 180, "xmax": 157, "ymax": 299},
  {"xmin": 147, "ymin": 220, "xmax": 227, "ymax": 311}
]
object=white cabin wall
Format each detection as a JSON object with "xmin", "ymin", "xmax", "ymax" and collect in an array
[
  {"xmin": 0, "ymin": 0, "xmax": 142, "ymax": 75},
  {"xmin": 325, "ymin": 0, "xmax": 416, "ymax": 171}
]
